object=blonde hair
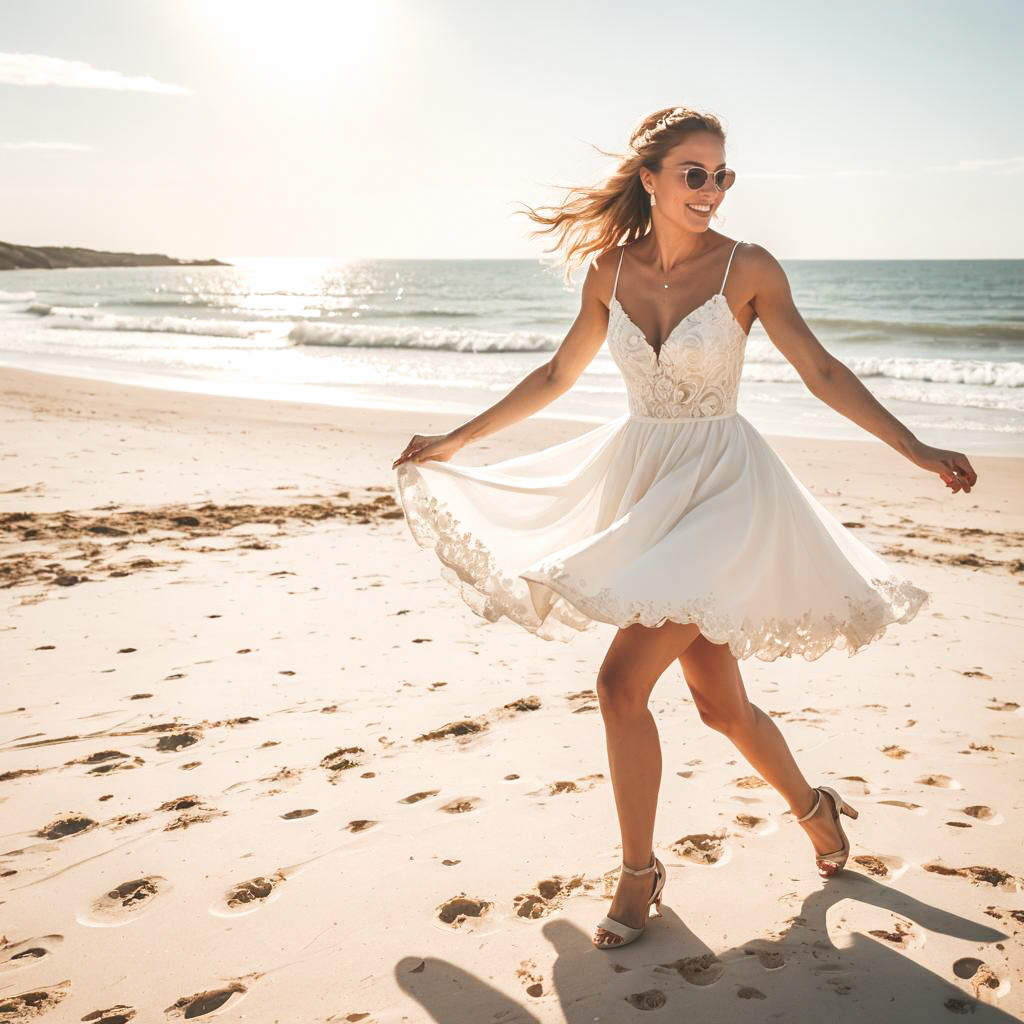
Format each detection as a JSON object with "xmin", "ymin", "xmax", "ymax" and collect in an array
[{"xmin": 513, "ymin": 107, "xmax": 727, "ymax": 284}]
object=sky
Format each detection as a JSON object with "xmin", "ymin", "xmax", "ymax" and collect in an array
[{"xmin": 1, "ymin": 0, "xmax": 1022, "ymax": 260}]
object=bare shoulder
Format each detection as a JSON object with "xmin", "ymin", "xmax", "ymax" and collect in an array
[
  {"xmin": 584, "ymin": 245, "xmax": 625, "ymax": 307},
  {"xmin": 735, "ymin": 242, "xmax": 787, "ymax": 288}
]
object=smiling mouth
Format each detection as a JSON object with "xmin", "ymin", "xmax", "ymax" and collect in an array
[{"xmin": 686, "ymin": 204, "xmax": 712, "ymax": 215}]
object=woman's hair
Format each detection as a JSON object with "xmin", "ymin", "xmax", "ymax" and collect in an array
[{"xmin": 513, "ymin": 106, "xmax": 726, "ymax": 284}]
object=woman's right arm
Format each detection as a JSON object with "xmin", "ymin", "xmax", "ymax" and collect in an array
[{"xmin": 392, "ymin": 256, "xmax": 613, "ymax": 469}]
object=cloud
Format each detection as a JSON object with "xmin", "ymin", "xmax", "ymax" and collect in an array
[
  {"xmin": 2, "ymin": 140, "xmax": 93, "ymax": 150},
  {"xmin": 926, "ymin": 155, "xmax": 1024, "ymax": 175},
  {"xmin": 0, "ymin": 52, "xmax": 190, "ymax": 94}
]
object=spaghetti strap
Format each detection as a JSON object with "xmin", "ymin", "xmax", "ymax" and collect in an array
[
  {"xmin": 718, "ymin": 240, "xmax": 741, "ymax": 294},
  {"xmin": 612, "ymin": 247, "xmax": 625, "ymax": 302}
]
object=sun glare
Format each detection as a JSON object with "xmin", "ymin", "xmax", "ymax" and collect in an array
[{"xmin": 201, "ymin": 0, "xmax": 390, "ymax": 82}]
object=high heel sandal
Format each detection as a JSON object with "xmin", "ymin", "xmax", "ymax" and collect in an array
[
  {"xmin": 592, "ymin": 852, "xmax": 667, "ymax": 949},
  {"xmin": 794, "ymin": 785, "xmax": 860, "ymax": 878}
]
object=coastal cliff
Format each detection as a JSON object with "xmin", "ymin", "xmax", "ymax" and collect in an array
[{"xmin": 0, "ymin": 240, "xmax": 230, "ymax": 271}]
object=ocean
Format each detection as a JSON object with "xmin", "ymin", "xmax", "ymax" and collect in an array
[{"xmin": 1, "ymin": 256, "xmax": 1021, "ymax": 455}]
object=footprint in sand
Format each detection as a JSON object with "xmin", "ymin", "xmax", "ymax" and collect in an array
[
  {"xmin": 72, "ymin": 750, "xmax": 142, "ymax": 776},
  {"xmin": 35, "ymin": 815, "xmax": 98, "ymax": 840},
  {"xmin": 530, "ymin": 774, "xmax": 604, "ymax": 797},
  {"xmin": 958, "ymin": 742, "xmax": 996, "ymax": 755},
  {"xmin": 867, "ymin": 917, "xmax": 927, "ymax": 949},
  {"xmin": 836, "ymin": 775, "xmax": 872, "ymax": 796},
  {"xmin": 156, "ymin": 731, "xmax": 201, "ymax": 753},
  {"xmin": 0, "ymin": 982, "xmax": 71, "ymax": 1018},
  {"xmin": 157, "ymin": 795, "xmax": 225, "ymax": 832},
  {"xmin": 438, "ymin": 797, "xmax": 481, "ymax": 814},
  {"xmin": 0, "ymin": 934, "xmax": 63, "ymax": 975},
  {"xmin": 211, "ymin": 870, "xmax": 290, "ymax": 917},
  {"xmin": 513, "ymin": 873, "xmax": 587, "ymax": 919},
  {"xmin": 398, "ymin": 789, "xmax": 441, "ymax": 804},
  {"xmin": 732, "ymin": 775, "xmax": 769, "ymax": 790},
  {"xmin": 78, "ymin": 875, "xmax": 169, "ymax": 926},
  {"xmin": 881, "ymin": 745, "xmax": 911, "ymax": 759},
  {"xmin": 80, "ymin": 1003, "xmax": 137, "ymax": 1022},
  {"xmin": 957, "ymin": 805, "xmax": 1004, "ymax": 825},
  {"xmin": 852, "ymin": 854, "xmax": 910, "ymax": 880},
  {"xmin": 983, "ymin": 906, "xmax": 1024, "ymax": 928},
  {"xmin": 732, "ymin": 813, "xmax": 778, "ymax": 837},
  {"xmin": 164, "ymin": 982, "xmax": 248, "ymax": 1018},
  {"xmin": 436, "ymin": 895, "xmax": 492, "ymax": 928},
  {"xmin": 500, "ymin": 695, "xmax": 542, "ymax": 715},
  {"xmin": 346, "ymin": 819, "xmax": 377, "ymax": 833},
  {"xmin": 923, "ymin": 862, "xmax": 1021, "ymax": 892},
  {"xmin": 280, "ymin": 808, "xmax": 317, "ymax": 819},
  {"xmin": 953, "ymin": 957, "xmax": 1011, "ymax": 1000},
  {"xmin": 877, "ymin": 799, "xmax": 926, "ymax": 813},
  {"xmin": 415, "ymin": 718, "xmax": 488, "ymax": 742},
  {"xmin": 516, "ymin": 958, "xmax": 545, "ymax": 998},
  {"xmin": 656, "ymin": 952, "xmax": 725, "ymax": 986},
  {"xmin": 320, "ymin": 745, "xmax": 365, "ymax": 779},
  {"xmin": 566, "ymin": 689, "xmax": 599, "ymax": 714},
  {"xmin": 625, "ymin": 989, "xmax": 667, "ymax": 1009},
  {"xmin": 736, "ymin": 987, "xmax": 767, "ymax": 999},
  {"xmin": 745, "ymin": 948, "xmax": 785, "ymax": 971},
  {"xmin": 916, "ymin": 773, "xmax": 961, "ymax": 789},
  {"xmin": 986, "ymin": 699, "xmax": 1020, "ymax": 712},
  {"xmin": 954, "ymin": 802, "xmax": 1003, "ymax": 827},
  {"xmin": 672, "ymin": 831, "xmax": 730, "ymax": 867}
]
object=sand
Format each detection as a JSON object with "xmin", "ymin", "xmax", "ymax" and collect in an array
[{"xmin": 1, "ymin": 364, "xmax": 1021, "ymax": 1023}]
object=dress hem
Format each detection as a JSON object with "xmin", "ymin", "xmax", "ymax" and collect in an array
[{"xmin": 519, "ymin": 565, "xmax": 931, "ymax": 664}]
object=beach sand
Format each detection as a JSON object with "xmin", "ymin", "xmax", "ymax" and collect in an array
[{"xmin": 1, "ymin": 364, "xmax": 1022, "ymax": 1022}]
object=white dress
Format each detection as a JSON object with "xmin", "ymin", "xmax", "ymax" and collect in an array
[{"xmin": 394, "ymin": 241, "xmax": 930, "ymax": 661}]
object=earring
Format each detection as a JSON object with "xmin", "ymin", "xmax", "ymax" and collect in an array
[{"xmin": 649, "ymin": 191, "xmax": 657, "ymax": 207}]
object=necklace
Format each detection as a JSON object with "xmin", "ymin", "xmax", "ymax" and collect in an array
[{"xmin": 655, "ymin": 241, "xmax": 710, "ymax": 290}]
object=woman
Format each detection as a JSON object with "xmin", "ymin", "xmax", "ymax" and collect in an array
[{"xmin": 391, "ymin": 107, "xmax": 977, "ymax": 950}]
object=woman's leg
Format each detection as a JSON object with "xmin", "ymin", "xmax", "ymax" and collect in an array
[
  {"xmin": 677, "ymin": 634, "xmax": 847, "ymax": 857},
  {"xmin": 592, "ymin": 619, "xmax": 702, "ymax": 948}
]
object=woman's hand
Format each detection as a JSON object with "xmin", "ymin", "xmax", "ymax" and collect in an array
[
  {"xmin": 392, "ymin": 431, "xmax": 464, "ymax": 470},
  {"xmin": 906, "ymin": 441, "xmax": 978, "ymax": 494}
]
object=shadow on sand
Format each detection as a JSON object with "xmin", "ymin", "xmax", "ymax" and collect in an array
[{"xmin": 395, "ymin": 870, "xmax": 1015, "ymax": 1021}]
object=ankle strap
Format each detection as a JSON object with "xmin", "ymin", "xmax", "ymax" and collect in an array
[
  {"xmin": 621, "ymin": 853, "xmax": 657, "ymax": 875},
  {"xmin": 794, "ymin": 788, "xmax": 821, "ymax": 823}
]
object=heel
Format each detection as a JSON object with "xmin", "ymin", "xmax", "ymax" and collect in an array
[
  {"xmin": 650, "ymin": 857, "xmax": 667, "ymax": 917},
  {"xmin": 797, "ymin": 786, "xmax": 857, "ymax": 879}
]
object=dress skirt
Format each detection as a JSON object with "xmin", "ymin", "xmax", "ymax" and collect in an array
[{"xmin": 394, "ymin": 411, "xmax": 930, "ymax": 662}]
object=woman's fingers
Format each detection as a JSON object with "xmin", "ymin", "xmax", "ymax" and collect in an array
[
  {"xmin": 948, "ymin": 454, "xmax": 976, "ymax": 493},
  {"xmin": 942, "ymin": 460, "xmax": 974, "ymax": 491},
  {"xmin": 954, "ymin": 456, "xmax": 977, "ymax": 487},
  {"xmin": 392, "ymin": 435, "xmax": 423, "ymax": 469},
  {"xmin": 933, "ymin": 450, "xmax": 977, "ymax": 494}
]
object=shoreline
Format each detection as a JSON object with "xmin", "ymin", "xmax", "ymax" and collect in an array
[{"xmin": 1, "ymin": 361, "xmax": 1021, "ymax": 468}]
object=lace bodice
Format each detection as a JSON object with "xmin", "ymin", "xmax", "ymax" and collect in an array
[{"xmin": 606, "ymin": 242, "xmax": 748, "ymax": 419}]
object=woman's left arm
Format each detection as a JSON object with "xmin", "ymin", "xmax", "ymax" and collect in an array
[{"xmin": 747, "ymin": 245, "xmax": 977, "ymax": 494}]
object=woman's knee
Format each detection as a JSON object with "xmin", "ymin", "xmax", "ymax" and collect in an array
[
  {"xmin": 695, "ymin": 696, "xmax": 756, "ymax": 734},
  {"xmin": 595, "ymin": 662, "xmax": 654, "ymax": 718}
]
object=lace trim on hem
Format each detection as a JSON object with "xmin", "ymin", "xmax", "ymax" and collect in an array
[
  {"xmin": 395, "ymin": 464, "xmax": 932, "ymax": 660},
  {"xmin": 395, "ymin": 464, "xmax": 594, "ymax": 643},
  {"xmin": 522, "ymin": 559, "xmax": 931, "ymax": 663}
]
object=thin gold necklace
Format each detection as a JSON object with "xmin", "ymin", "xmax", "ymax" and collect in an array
[{"xmin": 655, "ymin": 241, "xmax": 709, "ymax": 289}]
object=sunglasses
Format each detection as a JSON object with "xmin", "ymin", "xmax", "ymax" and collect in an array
[{"xmin": 679, "ymin": 167, "xmax": 736, "ymax": 191}]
